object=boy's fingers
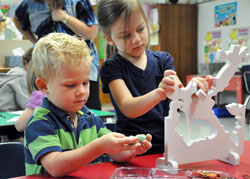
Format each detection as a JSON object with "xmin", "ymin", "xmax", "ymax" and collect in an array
[
  {"xmin": 142, "ymin": 140, "xmax": 152, "ymax": 150},
  {"xmin": 146, "ymin": 134, "xmax": 152, "ymax": 142},
  {"xmin": 112, "ymin": 132, "xmax": 126, "ymax": 138},
  {"xmin": 118, "ymin": 136, "xmax": 138, "ymax": 146}
]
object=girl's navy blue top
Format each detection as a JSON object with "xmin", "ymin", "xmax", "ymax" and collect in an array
[{"xmin": 100, "ymin": 49, "xmax": 175, "ymax": 154}]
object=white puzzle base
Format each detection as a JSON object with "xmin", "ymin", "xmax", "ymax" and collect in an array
[{"xmin": 156, "ymin": 45, "xmax": 250, "ymax": 171}]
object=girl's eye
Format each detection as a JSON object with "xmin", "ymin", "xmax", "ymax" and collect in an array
[
  {"xmin": 137, "ymin": 27, "xmax": 144, "ymax": 33},
  {"xmin": 122, "ymin": 34, "xmax": 130, "ymax": 40}
]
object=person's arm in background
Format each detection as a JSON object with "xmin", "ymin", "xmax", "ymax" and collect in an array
[
  {"xmin": 51, "ymin": 8, "xmax": 98, "ymax": 40},
  {"xmin": 13, "ymin": 14, "xmax": 37, "ymax": 44},
  {"xmin": 15, "ymin": 107, "xmax": 33, "ymax": 132}
]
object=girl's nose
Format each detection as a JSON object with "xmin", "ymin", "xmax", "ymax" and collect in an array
[{"xmin": 132, "ymin": 33, "xmax": 140, "ymax": 44}]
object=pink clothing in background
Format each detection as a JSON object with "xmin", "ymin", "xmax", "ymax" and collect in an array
[{"xmin": 26, "ymin": 91, "xmax": 46, "ymax": 108}]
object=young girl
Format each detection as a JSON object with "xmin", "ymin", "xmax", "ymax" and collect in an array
[
  {"xmin": 15, "ymin": 59, "xmax": 46, "ymax": 132},
  {"xmin": 97, "ymin": 0, "xmax": 213, "ymax": 155}
]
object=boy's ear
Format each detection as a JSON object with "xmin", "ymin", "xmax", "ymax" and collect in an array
[
  {"xmin": 102, "ymin": 34, "xmax": 115, "ymax": 46},
  {"xmin": 36, "ymin": 77, "xmax": 48, "ymax": 94}
]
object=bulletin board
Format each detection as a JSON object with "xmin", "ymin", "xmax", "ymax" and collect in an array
[
  {"xmin": 198, "ymin": 0, "xmax": 250, "ymax": 69},
  {"xmin": 204, "ymin": 31, "xmax": 222, "ymax": 63}
]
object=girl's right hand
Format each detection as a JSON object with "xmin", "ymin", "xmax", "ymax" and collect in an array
[
  {"xmin": 157, "ymin": 70, "xmax": 183, "ymax": 100},
  {"xmin": 99, "ymin": 133, "xmax": 142, "ymax": 154}
]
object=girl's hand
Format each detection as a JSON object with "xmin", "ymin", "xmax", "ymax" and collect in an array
[
  {"xmin": 99, "ymin": 133, "xmax": 143, "ymax": 154},
  {"xmin": 191, "ymin": 75, "xmax": 213, "ymax": 93},
  {"xmin": 157, "ymin": 70, "xmax": 183, "ymax": 100}
]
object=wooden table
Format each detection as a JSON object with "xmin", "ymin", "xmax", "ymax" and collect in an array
[
  {"xmin": 0, "ymin": 67, "xmax": 11, "ymax": 73},
  {"xmin": 10, "ymin": 141, "xmax": 250, "ymax": 179}
]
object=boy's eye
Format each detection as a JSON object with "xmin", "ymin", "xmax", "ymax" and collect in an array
[
  {"xmin": 65, "ymin": 84, "xmax": 75, "ymax": 88},
  {"xmin": 82, "ymin": 82, "xmax": 88, "ymax": 86}
]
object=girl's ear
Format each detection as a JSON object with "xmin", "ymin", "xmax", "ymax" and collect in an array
[
  {"xmin": 36, "ymin": 77, "xmax": 49, "ymax": 94},
  {"xmin": 102, "ymin": 34, "xmax": 115, "ymax": 46}
]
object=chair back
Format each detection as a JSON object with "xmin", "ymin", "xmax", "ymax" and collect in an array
[
  {"xmin": 0, "ymin": 142, "xmax": 25, "ymax": 179},
  {"xmin": 242, "ymin": 65, "xmax": 250, "ymax": 125},
  {"xmin": 242, "ymin": 65, "xmax": 250, "ymax": 94}
]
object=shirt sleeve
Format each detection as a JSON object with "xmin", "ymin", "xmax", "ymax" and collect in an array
[
  {"xmin": 25, "ymin": 108, "xmax": 62, "ymax": 164},
  {"xmin": 26, "ymin": 91, "xmax": 46, "ymax": 108},
  {"xmin": 158, "ymin": 51, "xmax": 175, "ymax": 72},
  {"xmin": 76, "ymin": 0, "xmax": 98, "ymax": 25},
  {"xmin": 100, "ymin": 58, "xmax": 124, "ymax": 94},
  {"xmin": 153, "ymin": 51, "xmax": 175, "ymax": 86},
  {"xmin": 15, "ymin": 0, "xmax": 31, "ymax": 31}
]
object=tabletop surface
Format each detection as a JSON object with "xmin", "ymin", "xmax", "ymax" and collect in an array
[
  {"xmin": 0, "ymin": 109, "xmax": 115, "ymax": 126},
  {"xmin": 0, "ymin": 111, "xmax": 21, "ymax": 126},
  {"xmin": 10, "ymin": 141, "xmax": 250, "ymax": 179}
]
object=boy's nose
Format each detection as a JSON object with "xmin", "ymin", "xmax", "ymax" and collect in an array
[{"xmin": 76, "ymin": 86, "xmax": 86, "ymax": 96}]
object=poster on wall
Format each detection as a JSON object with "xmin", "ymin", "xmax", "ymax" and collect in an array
[
  {"xmin": 229, "ymin": 27, "xmax": 249, "ymax": 48},
  {"xmin": 204, "ymin": 31, "xmax": 222, "ymax": 63},
  {"xmin": 214, "ymin": 2, "xmax": 237, "ymax": 27}
]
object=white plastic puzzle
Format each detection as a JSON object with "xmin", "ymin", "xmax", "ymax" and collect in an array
[{"xmin": 156, "ymin": 44, "xmax": 250, "ymax": 171}]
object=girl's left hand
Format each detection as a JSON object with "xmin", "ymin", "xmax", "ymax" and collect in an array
[{"xmin": 191, "ymin": 75, "xmax": 213, "ymax": 93}]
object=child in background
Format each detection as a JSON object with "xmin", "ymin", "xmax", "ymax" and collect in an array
[
  {"xmin": 15, "ymin": 57, "xmax": 46, "ymax": 132},
  {"xmin": 97, "ymin": 0, "xmax": 213, "ymax": 155},
  {"xmin": 24, "ymin": 32, "xmax": 152, "ymax": 177},
  {"xmin": 0, "ymin": 48, "xmax": 33, "ymax": 142},
  {"xmin": 0, "ymin": 50, "xmax": 30, "ymax": 112}
]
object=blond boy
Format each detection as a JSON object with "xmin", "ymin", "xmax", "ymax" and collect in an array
[{"xmin": 25, "ymin": 33, "xmax": 152, "ymax": 177}]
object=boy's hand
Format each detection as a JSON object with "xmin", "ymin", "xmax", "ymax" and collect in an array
[
  {"xmin": 131, "ymin": 134, "xmax": 152, "ymax": 156},
  {"xmin": 99, "ymin": 133, "xmax": 147, "ymax": 154},
  {"xmin": 157, "ymin": 70, "xmax": 183, "ymax": 100}
]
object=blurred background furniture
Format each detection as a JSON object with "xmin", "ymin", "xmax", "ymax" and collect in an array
[
  {"xmin": 150, "ymin": 4, "xmax": 198, "ymax": 84},
  {"xmin": 186, "ymin": 75, "xmax": 245, "ymax": 104},
  {"xmin": 242, "ymin": 65, "xmax": 250, "ymax": 124},
  {"xmin": 0, "ymin": 142, "xmax": 25, "ymax": 179}
]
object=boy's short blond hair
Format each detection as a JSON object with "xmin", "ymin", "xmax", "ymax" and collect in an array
[{"xmin": 32, "ymin": 33, "xmax": 92, "ymax": 81}]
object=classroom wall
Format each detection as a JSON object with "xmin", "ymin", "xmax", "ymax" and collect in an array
[
  {"xmin": 197, "ymin": 0, "xmax": 250, "ymax": 72},
  {"xmin": 0, "ymin": 0, "xmax": 30, "ymax": 67},
  {"xmin": 0, "ymin": 40, "xmax": 32, "ymax": 67},
  {"xmin": 198, "ymin": 0, "xmax": 250, "ymax": 104}
]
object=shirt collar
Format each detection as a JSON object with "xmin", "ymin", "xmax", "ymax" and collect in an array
[{"xmin": 41, "ymin": 97, "xmax": 92, "ymax": 120}]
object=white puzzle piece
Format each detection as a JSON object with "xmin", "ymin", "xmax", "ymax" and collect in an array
[{"xmin": 156, "ymin": 45, "xmax": 250, "ymax": 171}]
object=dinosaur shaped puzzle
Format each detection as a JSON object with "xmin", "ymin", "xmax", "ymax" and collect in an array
[{"xmin": 156, "ymin": 44, "xmax": 250, "ymax": 171}]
